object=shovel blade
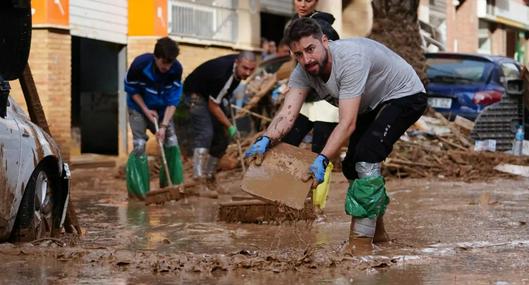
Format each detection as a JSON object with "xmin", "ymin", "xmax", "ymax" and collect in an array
[{"xmin": 241, "ymin": 143, "xmax": 316, "ymax": 210}]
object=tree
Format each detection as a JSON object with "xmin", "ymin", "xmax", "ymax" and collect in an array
[{"xmin": 368, "ymin": 0, "xmax": 428, "ymax": 84}]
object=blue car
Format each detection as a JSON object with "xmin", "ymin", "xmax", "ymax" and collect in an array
[{"xmin": 426, "ymin": 52, "xmax": 522, "ymax": 121}]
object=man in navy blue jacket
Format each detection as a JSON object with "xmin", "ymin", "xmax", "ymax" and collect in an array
[{"xmin": 124, "ymin": 37, "xmax": 184, "ymax": 198}]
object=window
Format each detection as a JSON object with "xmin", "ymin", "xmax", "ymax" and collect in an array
[
  {"xmin": 427, "ymin": 57, "xmax": 493, "ymax": 83},
  {"xmin": 478, "ymin": 20, "xmax": 491, "ymax": 54},
  {"xmin": 168, "ymin": 0, "xmax": 238, "ymax": 43}
]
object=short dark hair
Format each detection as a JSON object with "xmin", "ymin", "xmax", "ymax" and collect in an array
[
  {"xmin": 237, "ymin": 50, "xmax": 257, "ymax": 62},
  {"xmin": 154, "ymin": 37, "xmax": 179, "ymax": 61},
  {"xmin": 284, "ymin": 17, "xmax": 323, "ymax": 46}
]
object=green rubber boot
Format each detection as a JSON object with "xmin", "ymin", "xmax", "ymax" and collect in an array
[
  {"xmin": 160, "ymin": 145, "xmax": 184, "ymax": 188},
  {"xmin": 126, "ymin": 153, "xmax": 150, "ymax": 199}
]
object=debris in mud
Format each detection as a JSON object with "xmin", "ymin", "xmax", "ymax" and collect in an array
[
  {"xmin": 494, "ymin": 164, "xmax": 529, "ymax": 178},
  {"xmin": 220, "ymin": 133, "xmax": 262, "ymax": 171},
  {"xmin": 220, "ymin": 111, "xmax": 528, "ymax": 182},
  {"xmin": 0, "ymin": 244, "xmax": 424, "ymax": 274},
  {"xmin": 384, "ymin": 141, "xmax": 529, "ymax": 181},
  {"xmin": 31, "ymin": 238, "xmax": 66, "ymax": 247},
  {"xmin": 218, "ymin": 199, "xmax": 316, "ymax": 224},
  {"xmin": 383, "ymin": 112, "xmax": 529, "ymax": 181}
]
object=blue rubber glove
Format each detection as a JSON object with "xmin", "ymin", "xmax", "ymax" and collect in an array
[
  {"xmin": 244, "ymin": 136, "xmax": 271, "ymax": 166},
  {"xmin": 303, "ymin": 154, "xmax": 329, "ymax": 188}
]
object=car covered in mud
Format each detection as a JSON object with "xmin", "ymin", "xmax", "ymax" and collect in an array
[
  {"xmin": 0, "ymin": 94, "xmax": 70, "ymax": 242},
  {"xmin": 425, "ymin": 52, "xmax": 522, "ymax": 121},
  {"xmin": 0, "ymin": 0, "xmax": 70, "ymax": 243}
]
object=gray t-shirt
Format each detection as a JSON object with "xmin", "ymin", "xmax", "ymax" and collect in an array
[{"xmin": 289, "ymin": 38, "xmax": 425, "ymax": 113}]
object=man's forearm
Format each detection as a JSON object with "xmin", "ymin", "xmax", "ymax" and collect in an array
[
  {"xmin": 161, "ymin": 106, "xmax": 176, "ymax": 126},
  {"xmin": 263, "ymin": 111, "xmax": 297, "ymax": 141},
  {"xmin": 208, "ymin": 100, "xmax": 231, "ymax": 128},
  {"xmin": 320, "ymin": 121, "xmax": 355, "ymax": 160},
  {"xmin": 320, "ymin": 97, "xmax": 360, "ymax": 159},
  {"xmin": 263, "ymin": 87, "xmax": 307, "ymax": 142},
  {"xmin": 131, "ymin": 94, "xmax": 150, "ymax": 114}
]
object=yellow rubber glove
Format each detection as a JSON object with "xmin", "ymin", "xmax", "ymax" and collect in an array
[{"xmin": 312, "ymin": 162, "xmax": 333, "ymax": 209}]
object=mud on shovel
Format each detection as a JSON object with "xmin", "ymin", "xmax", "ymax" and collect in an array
[{"xmin": 145, "ymin": 120, "xmax": 185, "ymax": 205}]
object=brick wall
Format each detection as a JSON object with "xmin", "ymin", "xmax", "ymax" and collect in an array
[
  {"xmin": 10, "ymin": 28, "xmax": 72, "ymax": 161},
  {"xmin": 446, "ymin": 0, "xmax": 478, "ymax": 52},
  {"xmin": 490, "ymin": 24, "xmax": 506, "ymax": 56}
]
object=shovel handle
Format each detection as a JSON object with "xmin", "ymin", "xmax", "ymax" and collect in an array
[
  {"xmin": 154, "ymin": 120, "xmax": 174, "ymax": 186},
  {"xmin": 230, "ymin": 105, "xmax": 246, "ymax": 173}
]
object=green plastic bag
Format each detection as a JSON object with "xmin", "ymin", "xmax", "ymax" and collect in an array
[
  {"xmin": 159, "ymin": 145, "xmax": 184, "ymax": 188},
  {"xmin": 345, "ymin": 176, "xmax": 389, "ymax": 219},
  {"xmin": 126, "ymin": 153, "xmax": 150, "ymax": 198}
]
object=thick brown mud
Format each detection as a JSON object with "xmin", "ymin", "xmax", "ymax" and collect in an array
[{"xmin": 1, "ymin": 166, "xmax": 529, "ymax": 284}]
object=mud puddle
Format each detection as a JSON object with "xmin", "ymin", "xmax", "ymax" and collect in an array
[{"xmin": 1, "ymin": 167, "xmax": 529, "ymax": 284}]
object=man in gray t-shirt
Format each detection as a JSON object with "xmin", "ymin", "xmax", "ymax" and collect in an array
[
  {"xmin": 288, "ymin": 37, "xmax": 425, "ymax": 113},
  {"xmin": 245, "ymin": 18, "xmax": 427, "ymax": 250}
]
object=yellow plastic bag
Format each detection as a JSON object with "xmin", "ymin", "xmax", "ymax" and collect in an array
[{"xmin": 312, "ymin": 162, "xmax": 333, "ymax": 209}]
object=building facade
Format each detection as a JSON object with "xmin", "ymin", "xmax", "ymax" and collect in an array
[
  {"xmin": 8, "ymin": 0, "xmax": 341, "ymax": 159},
  {"xmin": 420, "ymin": 0, "xmax": 529, "ymax": 64},
  {"xmin": 9, "ymin": 0, "xmax": 526, "ymax": 160}
]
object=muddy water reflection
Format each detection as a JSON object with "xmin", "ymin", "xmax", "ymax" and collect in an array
[
  {"xmin": 2, "ymin": 168, "xmax": 529, "ymax": 284},
  {"xmin": 70, "ymin": 167, "xmax": 353, "ymax": 254},
  {"xmin": 78, "ymin": 191, "xmax": 349, "ymax": 254}
]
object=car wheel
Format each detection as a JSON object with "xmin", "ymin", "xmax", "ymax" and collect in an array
[{"xmin": 10, "ymin": 165, "xmax": 58, "ymax": 242}]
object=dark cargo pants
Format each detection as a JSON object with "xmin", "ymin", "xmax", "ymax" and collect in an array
[
  {"xmin": 187, "ymin": 93, "xmax": 229, "ymax": 158},
  {"xmin": 342, "ymin": 93, "xmax": 427, "ymax": 180}
]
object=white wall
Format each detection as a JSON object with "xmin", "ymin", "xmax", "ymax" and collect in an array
[{"xmin": 70, "ymin": 0, "xmax": 128, "ymax": 44}]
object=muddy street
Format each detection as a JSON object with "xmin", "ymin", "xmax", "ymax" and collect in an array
[{"xmin": 1, "ymin": 165, "xmax": 529, "ymax": 284}]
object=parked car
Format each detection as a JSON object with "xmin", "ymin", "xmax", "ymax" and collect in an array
[
  {"xmin": 0, "ymin": 0, "xmax": 70, "ymax": 242},
  {"xmin": 425, "ymin": 52, "xmax": 522, "ymax": 121},
  {"xmin": 0, "ymin": 94, "xmax": 70, "ymax": 242}
]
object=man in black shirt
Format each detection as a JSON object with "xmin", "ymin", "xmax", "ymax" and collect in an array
[{"xmin": 184, "ymin": 51, "xmax": 257, "ymax": 195}]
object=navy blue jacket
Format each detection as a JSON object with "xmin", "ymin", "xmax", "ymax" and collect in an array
[{"xmin": 124, "ymin": 53, "xmax": 183, "ymax": 115}]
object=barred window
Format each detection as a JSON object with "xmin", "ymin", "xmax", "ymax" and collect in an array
[{"xmin": 168, "ymin": 0, "xmax": 238, "ymax": 43}]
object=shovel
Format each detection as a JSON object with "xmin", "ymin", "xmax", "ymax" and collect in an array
[
  {"xmin": 241, "ymin": 143, "xmax": 316, "ymax": 210},
  {"xmin": 145, "ymin": 120, "xmax": 185, "ymax": 205},
  {"xmin": 229, "ymin": 104, "xmax": 246, "ymax": 174}
]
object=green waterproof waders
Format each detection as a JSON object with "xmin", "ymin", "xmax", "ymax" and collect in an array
[
  {"xmin": 126, "ymin": 153, "xmax": 150, "ymax": 198},
  {"xmin": 345, "ymin": 176, "xmax": 390, "ymax": 219},
  {"xmin": 159, "ymin": 145, "xmax": 184, "ymax": 188}
]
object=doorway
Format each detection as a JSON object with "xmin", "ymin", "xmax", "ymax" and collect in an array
[
  {"xmin": 260, "ymin": 12, "xmax": 290, "ymax": 46},
  {"xmin": 71, "ymin": 37, "xmax": 124, "ymax": 155}
]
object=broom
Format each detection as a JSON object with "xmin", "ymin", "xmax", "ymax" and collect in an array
[{"xmin": 145, "ymin": 120, "xmax": 185, "ymax": 205}]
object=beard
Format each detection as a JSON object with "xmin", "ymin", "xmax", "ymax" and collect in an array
[{"xmin": 304, "ymin": 48, "xmax": 329, "ymax": 76}]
